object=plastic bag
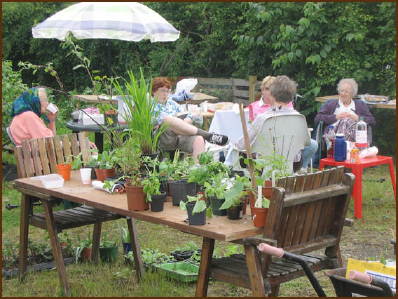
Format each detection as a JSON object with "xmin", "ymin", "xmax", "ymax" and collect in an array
[{"xmin": 175, "ymin": 78, "xmax": 198, "ymax": 94}]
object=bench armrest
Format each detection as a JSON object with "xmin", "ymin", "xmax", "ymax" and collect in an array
[{"xmin": 242, "ymin": 237, "xmax": 277, "ymax": 247}]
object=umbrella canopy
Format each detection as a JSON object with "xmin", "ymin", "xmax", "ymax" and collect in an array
[{"xmin": 32, "ymin": 2, "xmax": 180, "ymax": 42}]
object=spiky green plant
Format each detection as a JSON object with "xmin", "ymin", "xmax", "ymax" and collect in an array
[{"xmin": 114, "ymin": 69, "xmax": 167, "ymax": 154}]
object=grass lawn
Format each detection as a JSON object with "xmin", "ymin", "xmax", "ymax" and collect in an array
[{"xmin": 2, "ymin": 163, "xmax": 396, "ymax": 297}]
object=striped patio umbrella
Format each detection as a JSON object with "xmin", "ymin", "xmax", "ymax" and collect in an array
[{"xmin": 32, "ymin": 2, "xmax": 180, "ymax": 42}]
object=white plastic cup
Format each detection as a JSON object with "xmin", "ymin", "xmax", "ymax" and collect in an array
[
  {"xmin": 200, "ymin": 102, "xmax": 208, "ymax": 113},
  {"xmin": 80, "ymin": 168, "xmax": 92, "ymax": 184},
  {"xmin": 46, "ymin": 103, "xmax": 58, "ymax": 114}
]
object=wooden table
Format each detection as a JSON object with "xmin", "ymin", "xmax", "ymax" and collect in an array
[
  {"xmin": 14, "ymin": 171, "xmax": 261, "ymax": 296},
  {"xmin": 73, "ymin": 92, "xmax": 219, "ymax": 105},
  {"xmin": 315, "ymin": 95, "xmax": 396, "ymax": 110}
]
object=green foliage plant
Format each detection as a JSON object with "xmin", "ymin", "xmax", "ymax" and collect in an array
[
  {"xmin": 113, "ymin": 69, "xmax": 167, "ymax": 155},
  {"xmin": 97, "ymin": 150, "xmax": 117, "ymax": 170},
  {"xmin": 179, "ymin": 194, "xmax": 207, "ymax": 215},
  {"xmin": 142, "ymin": 173, "xmax": 161, "ymax": 203},
  {"xmin": 120, "ymin": 227, "xmax": 131, "ymax": 244},
  {"xmin": 203, "ymin": 173, "xmax": 228, "ymax": 200},
  {"xmin": 113, "ymin": 136, "xmax": 142, "ymax": 186},
  {"xmin": 188, "ymin": 151, "xmax": 229, "ymax": 187},
  {"xmin": 219, "ymin": 176, "xmax": 251, "ymax": 210},
  {"xmin": 74, "ymin": 238, "xmax": 92, "ymax": 264},
  {"xmin": 2, "ymin": 60, "xmax": 28, "ymax": 145}
]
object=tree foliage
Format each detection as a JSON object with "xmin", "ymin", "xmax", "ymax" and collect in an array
[{"xmin": 2, "ymin": 2, "xmax": 395, "ymax": 154}]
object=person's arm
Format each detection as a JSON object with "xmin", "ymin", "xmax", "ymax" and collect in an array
[
  {"xmin": 46, "ymin": 111, "xmax": 57, "ymax": 134},
  {"xmin": 235, "ymin": 120, "xmax": 259, "ymax": 151},
  {"xmin": 356, "ymin": 101, "xmax": 376, "ymax": 126},
  {"xmin": 314, "ymin": 100, "xmax": 338, "ymax": 125}
]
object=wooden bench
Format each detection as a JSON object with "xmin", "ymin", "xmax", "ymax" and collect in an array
[
  {"xmin": 199, "ymin": 167, "xmax": 354, "ymax": 296},
  {"xmin": 14, "ymin": 133, "xmax": 142, "ymax": 296}
]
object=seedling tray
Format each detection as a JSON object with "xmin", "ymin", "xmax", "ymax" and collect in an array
[{"xmin": 153, "ymin": 261, "xmax": 199, "ymax": 282}]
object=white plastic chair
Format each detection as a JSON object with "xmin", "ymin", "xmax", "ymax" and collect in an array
[{"xmin": 251, "ymin": 113, "xmax": 310, "ymax": 174}]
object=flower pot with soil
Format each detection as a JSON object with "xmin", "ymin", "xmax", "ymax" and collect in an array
[
  {"xmin": 180, "ymin": 194, "xmax": 208, "ymax": 226},
  {"xmin": 169, "ymin": 179, "xmax": 196, "ymax": 206},
  {"xmin": 227, "ymin": 202, "xmax": 244, "ymax": 220},
  {"xmin": 94, "ymin": 150, "xmax": 117, "ymax": 181},
  {"xmin": 125, "ymin": 183, "xmax": 148, "ymax": 211},
  {"xmin": 219, "ymin": 175, "xmax": 251, "ymax": 220},
  {"xmin": 99, "ymin": 240, "xmax": 118, "ymax": 263},
  {"xmin": 56, "ymin": 163, "xmax": 71, "ymax": 181}
]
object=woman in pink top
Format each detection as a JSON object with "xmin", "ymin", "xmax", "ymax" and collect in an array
[
  {"xmin": 9, "ymin": 87, "xmax": 57, "ymax": 145},
  {"xmin": 248, "ymin": 75, "xmax": 293, "ymax": 121}
]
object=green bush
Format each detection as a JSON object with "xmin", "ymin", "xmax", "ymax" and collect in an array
[{"xmin": 2, "ymin": 60, "xmax": 28, "ymax": 145}]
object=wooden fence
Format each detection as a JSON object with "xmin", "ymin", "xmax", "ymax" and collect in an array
[{"xmin": 191, "ymin": 76, "xmax": 263, "ymax": 104}]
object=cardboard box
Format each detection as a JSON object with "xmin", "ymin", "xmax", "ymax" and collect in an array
[{"xmin": 82, "ymin": 113, "xmax": 104, "ymax": 125}]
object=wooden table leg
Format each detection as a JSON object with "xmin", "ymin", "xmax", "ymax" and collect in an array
[
  {"xmin": 91, "ymin": 222, "xmax": 102, "ymax": 263},
  {"xmin": 244, "ymin": 243, "xmax": 266, "ymax": 296},
  {"xmin": 18, "ymin": 194, "xmax": 30, "ymax": 281},
  {"xmin": 195, "ymin": 237, "xmax": 215, "ymax": 297},
  {"xmin": 126, "ymin": 217, "xmax": 144, "ymax": 281},
  {"xmin": 42, "ymin": 201, "xmax": 71, "ymax": 296}
]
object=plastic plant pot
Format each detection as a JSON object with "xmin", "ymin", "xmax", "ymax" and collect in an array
[
  {"xmin": 186, "ymin": 201, "xmax": 206, "ymax": 225},
  {"xmin": 99, "ymin": 245, "xmax": 118, "ymax": 263},
  {"xmin": 227, "ymin": 203, "xmax": 243, "ymax": 220},
  {"xmin": 56, "ymin": 163, "xmax": 71, "ymax": 181},
  {"xmin": 150, "ymin": 192, "xmax": 166, "ymax": 212},
  {"xmin": 209, "ymin": 197, "xmax": 227, "ymax": 216}
]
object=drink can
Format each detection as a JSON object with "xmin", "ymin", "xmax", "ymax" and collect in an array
[{"xmin": 350, "ymin": 148, "xmax": 360, "ymax": 163}]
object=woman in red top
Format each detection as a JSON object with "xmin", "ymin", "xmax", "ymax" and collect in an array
[{"xmin": 9, "ymin": 87, "xmax": 57, "ymax": 145}]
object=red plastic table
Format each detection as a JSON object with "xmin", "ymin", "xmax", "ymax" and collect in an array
[{"xmin": 319, "ymin": 155, "xmax": 396, "ymax": 219}]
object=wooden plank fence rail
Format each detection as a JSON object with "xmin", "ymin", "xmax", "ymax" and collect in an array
[{"xmin": 190, "ymin": 76, "xmax": 263, "ymax": 104}]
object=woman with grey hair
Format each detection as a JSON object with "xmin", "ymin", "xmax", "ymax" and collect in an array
[
  {"xmin": 314, "ymin": 78, "xmax": 375, "ymax": 142},
  {"xmin": 236, "ymin": 75, "xmax": 318, "ymax": 172}
]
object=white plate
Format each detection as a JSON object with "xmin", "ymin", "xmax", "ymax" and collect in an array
[{"xmin": 98, "ymin": 95, "xmax": 118, "ymax": 101}]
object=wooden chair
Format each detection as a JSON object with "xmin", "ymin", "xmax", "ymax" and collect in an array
[
  {"xmin": 14, "ymin": 133, "xmax": 143, "ymax": 296},
  {"xmin": 200, "ymin": 166, "xmax": 354, "ymax": 296}
]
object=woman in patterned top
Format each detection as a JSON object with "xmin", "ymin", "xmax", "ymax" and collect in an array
[{"xmin": 152, "ymin": 77, "xmax": 228, "ymax": 161}]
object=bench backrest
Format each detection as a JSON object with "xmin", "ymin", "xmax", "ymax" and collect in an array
[
  {"xmin": 264, "ymin": 166, "xmax": 353, "ymax": 254},
  {"xmin": 14, "ymin": 132, "xmax": 90, "ymax": 178}
]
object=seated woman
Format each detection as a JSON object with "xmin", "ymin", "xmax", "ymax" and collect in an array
[
  {"xmin": 152, "ymin": 78, "xmax": 228, "ymax": 161},
  {"xmin": 315, "ymin": 78, "xmax": 375, "ymax": 143},
  {"xmin": 236, "ymin": 75, "xmax": 317, "ymax": 172},
  {"xmin": 9, "ymin": 87, "xmax": 97, "ymax": 149},
  {"xmin": 9, "ymin": 87, "xmax": 57, "ymax": 145},
  {"xmin": 248, "ymin": 75, "xmax": 293, "ymax": 121}
]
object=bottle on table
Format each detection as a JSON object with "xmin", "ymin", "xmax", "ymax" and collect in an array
[
  {"xmin": 355, "ymin": 116, "xmax": 368, "ymax": 149},
  {"xmin": 325, "ymin": 125, "xmax": 336, "ymax": 158},
  {"xmin": 334, "ymin": 133, "xmax": 347, "ymax": 162}
]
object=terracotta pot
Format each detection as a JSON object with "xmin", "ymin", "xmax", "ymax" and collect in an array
[
  {"xmin": 251, "ymin": 206, "xmax": 268, "ymax": 228},
  {"xmin": 125, "ymin": 184, "xmax": 148, "ymax": 211},
  {"xmin": 81, "ymin": 247, "xmax": 92, "ymax": 262},
  {"xmin": 56, "ymin": 163, "xmax": 71, "ymax": 181},
  {"xmin": 249, "ymin": 186, "xmax": 273, "ymax": 209},
  {"xmin": 94, "ymin": 168, "xmax": 116, "ymax": 182}
]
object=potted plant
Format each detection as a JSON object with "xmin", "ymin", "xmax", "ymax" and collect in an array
[
  {"xmin": 113, "ymin": 69, "xmax": 167, "ymax": 155},
  {"xmin": 114, "ymin": 137, "xmax": 148, "ymax": 211},
  {"xmin": 202, "ymin": 173, "xmax": 229, "ymax": 216},
  {"xmin": 98, "ymin": 102, "xmax": 118, "ymax": 127},
  {"xmin": 250, "ymin": 153, "xmax": 290, "ymax": 205},
  {"xmin": 180, "ymin": 194, "xmax": 209, "ymax": 226},
  {"xmin": 99, "ymin": 236, "xmax": 118, "ymax": 263},
  {"xmin": 219, "ymin": 176, "xmax": 251, "ymax": 220},
  {"xmin": 120, "ymin": 227, "xmax": 131, "ymax": 255},
  {"xmin": 74, "ymin": 238, "xmax": 92, "ymax": 263},
  {"xmin": 164, "ymin": 151, "xmax": 196, "ymax": 206},
  {"xmin": 142, "ymin": 160, "xmax": 166, "ymax": 212},
  {"xmin": 56, "ymin": 153, "xmax": 82, "ymax": 181},
  {"xmin": 94, "ymin": 150, "xmax": 117, "ymax": 181}
]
